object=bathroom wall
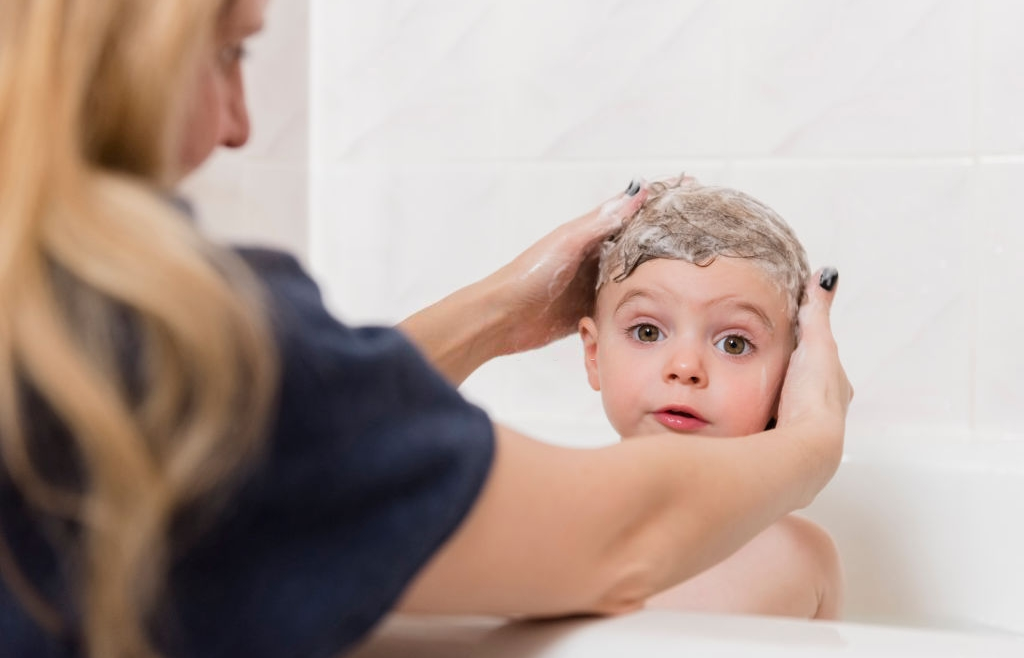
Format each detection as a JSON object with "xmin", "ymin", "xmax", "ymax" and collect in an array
[
  {"xmin": 305, "ymin": 0, "xmax": 1024, "ymax": 448},
  {"xmin": 207, "ymin": 0, "xmax": 1024, "ymax": 449}
]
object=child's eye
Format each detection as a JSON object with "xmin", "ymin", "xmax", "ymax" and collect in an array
[
  {"xmin": 715, "ymin": 334, "xmax": 751, "ymax": 355},
  {"xmin": 629, "ymin": 324, "xmax": 663, "ymax": 343}
]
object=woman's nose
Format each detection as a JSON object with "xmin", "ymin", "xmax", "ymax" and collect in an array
[
  {"xmin": 221, "ymin": 78, "xmax": 251, "ymax": 149},
  {"xmin": 663, "ymin": 342, "xmax": 707, "ymax": 387}
]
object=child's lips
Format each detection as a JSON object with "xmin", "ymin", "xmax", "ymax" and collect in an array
[{"xmin": 653, "ymin": 406, "xmax": 709, "ymax": 432}]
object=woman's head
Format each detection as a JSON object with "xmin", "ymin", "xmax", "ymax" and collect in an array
[
  {"xmin": 0, "ymin": 0, "xmax": 264, "ymax": 187},
  {"xmin": 597, "ymin": 178, "xmax": 810, "ymax": 322},
  {"xmin": 179, "ymin": 0, "xmax": 267, "ymax": 175},
  {"xmin": 0, "ymin": 2, "xmax": 275, "ymax": 656}
]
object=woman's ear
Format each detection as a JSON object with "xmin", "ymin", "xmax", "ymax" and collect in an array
[{"xmin": 578, "ymin": 317, "xmax": 601, "ymax": 392}]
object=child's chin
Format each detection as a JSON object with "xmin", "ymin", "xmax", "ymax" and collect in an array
[{"xmin": 626, "ymin": 423, "xmax": 715, "ymax": 439}]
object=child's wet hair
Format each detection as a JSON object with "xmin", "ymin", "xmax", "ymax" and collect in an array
[{"xmin": 597, "ymin": 178, "xmax": 811, "ymax": 320}]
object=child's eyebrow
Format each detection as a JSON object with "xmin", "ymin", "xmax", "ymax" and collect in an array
[
  {"xmin": 612, "ymin": 289, "xmax": 776, "ymax": 333},
  {"xmin": 612, "ymin": 289, "xmax": 657, "ymax": 315},
  {"xmin": 709, "ymin": 297, "xmax": 775, "ymax": 332}
]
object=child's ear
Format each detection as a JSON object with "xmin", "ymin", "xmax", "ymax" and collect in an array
[{"xmin": 578, "ymin": 316, "xmax": 601, "ymax": 392}]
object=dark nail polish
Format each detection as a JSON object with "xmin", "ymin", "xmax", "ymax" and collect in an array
[
  {"xmin": 819, "ymin": 267, "xmax": 838, "ymax": 291},
  {"xmin": 626, "ymin": 180, "xmax": 641, "ymax": 196}
]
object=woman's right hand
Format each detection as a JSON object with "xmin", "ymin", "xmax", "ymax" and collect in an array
[
  {"xmin": 775, "ymin": 268, "xmax": 853, "ymax": 488},
  {"xmin": 484, "ymin": 181, "xmax": 649, "ymax": 355},
  {"xmin": 400, "ymin": 181, "xmax": 648, "ymax": 385}
]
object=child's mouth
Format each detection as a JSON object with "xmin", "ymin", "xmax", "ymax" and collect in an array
[{"xmin": 654, "ymin": 406, "xmax": 709, "ymax": 432}]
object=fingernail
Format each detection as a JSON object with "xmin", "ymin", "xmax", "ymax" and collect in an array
[
  {"xmin": 625, "ymin": 179, "xmax": 641, "ymax": 196},
  {"xmin": 819, "ymin": 267, "xmax": 838, "ymax": 291}
]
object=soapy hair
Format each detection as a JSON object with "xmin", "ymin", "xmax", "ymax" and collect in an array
[
  {"xmin": 597, "ymin": 178, "xmax": 810, "ymax": 319},
  {"xmin": 0, "ymin": 1, "xmax": 276, "ymax": 656}
]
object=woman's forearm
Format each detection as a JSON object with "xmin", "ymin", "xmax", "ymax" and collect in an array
[
  {"xmin": 397, "ymin": 418, "xmax": 842, "ymax": 617},
  {"xmin": 398, "ymin": 275, "xmax": 511, "ymax": 386}
]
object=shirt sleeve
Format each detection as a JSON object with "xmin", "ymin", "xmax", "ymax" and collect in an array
[{"xmin": 163, "ymin": 248, "xmax": 495, "ymax": 658}]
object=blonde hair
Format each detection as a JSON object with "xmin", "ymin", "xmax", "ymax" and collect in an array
[
  {"xmin": 598, "ymin": 178, "xmax": 810, "ymax": 320},
  {"xmin": 0, "ymin": 1, "xmax": 276, "ymax": 656}
]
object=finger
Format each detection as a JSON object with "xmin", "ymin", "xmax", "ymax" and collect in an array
[
  {"xmin": 798, "ymin": 267, "xmax": 839, "ymax": 337},
  {"xmin": 575, "ymin": 178, "xmax": 649, "ymax": 239},
  {"xmin": 611, "ymin": 177, "xmax": 648, "ymax": 221}
]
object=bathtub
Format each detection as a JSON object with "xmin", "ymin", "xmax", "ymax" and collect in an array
[{"xmin": 349, "ymin": 430, "xmax": 1024, "ymax": 657}]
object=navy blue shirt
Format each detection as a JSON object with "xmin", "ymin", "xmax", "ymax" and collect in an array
[{"xmin": 0, "ymin": 248, "xmax": 496, "ymax": 657}]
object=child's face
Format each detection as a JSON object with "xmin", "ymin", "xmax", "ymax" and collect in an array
[{"xmin": 579, "ymin": 257, "xmax": 795, "ymax": 439}]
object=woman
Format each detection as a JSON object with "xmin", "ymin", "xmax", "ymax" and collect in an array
[{"xmin": 0, "ymin": 1, "xmax": 852, "ymax": 657}]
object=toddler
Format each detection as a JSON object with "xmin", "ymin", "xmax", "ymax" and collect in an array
[{"xmin": 578, "ymin": 177, "xmax": 842, "ymax": 619}]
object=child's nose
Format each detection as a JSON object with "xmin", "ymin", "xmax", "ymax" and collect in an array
[{"xmin": 663, "ymin": 344, "xmax": 707, "ymax": 387}]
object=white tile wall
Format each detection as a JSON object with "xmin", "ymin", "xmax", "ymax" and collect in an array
[
  {"xmin": 193, "ymin": 0, "xmax": 1024, "ymax": 445},
  {"xmin": 979, "ymin": 1, "xmax": 1024, "ymax": 153},
  {"xmin": 975, "ymin": 161, "xmax": 1024, "ymax": 436},
  {"xmin": 318, "ymin": 1, "xmax": 734, "ymax": 162},
  {"xmin": 308, "ymin": 0, "xmax": 1024, "ymax": 447},
  {"xmin": 730, "ymin": 0, "xmax": 974, "ymax": 156}
]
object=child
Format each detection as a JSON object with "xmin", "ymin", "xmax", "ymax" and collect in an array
[{"xmin": 578, "ymin": 176, "xmax": 843, "ymax": 619}]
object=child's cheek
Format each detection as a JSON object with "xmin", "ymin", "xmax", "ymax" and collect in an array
[
  {"xmin": 725, "ymin": 379, "xmax": 776, "ymax": 436},
  {"xmin": 601, "ymin": 379, "xmax": 641, "ymax": 439}
]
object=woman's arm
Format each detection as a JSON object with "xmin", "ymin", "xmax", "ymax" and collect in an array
[
  {"xmin": 397, "ymin": 275, "xmax": 850, "ymax": 616},
  {"xmin": 398, "ymin": 183, "xmax": 648, "ymax": 385},
  {"xmin": 397, "ymin": 420, "xmax": 840, "ymax": 616}
]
